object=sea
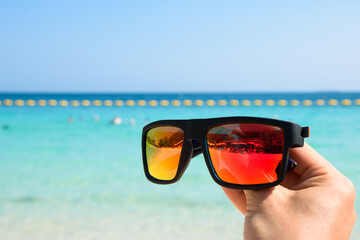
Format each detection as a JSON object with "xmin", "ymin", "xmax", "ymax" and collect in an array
[{"xmin": 0, "ymin": 92, "xmax": 359, "ymax": 240}]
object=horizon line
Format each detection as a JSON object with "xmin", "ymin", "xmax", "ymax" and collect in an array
[{"xmin": 1, "ymin": 90, "xmax": 360, "ymax": 95}]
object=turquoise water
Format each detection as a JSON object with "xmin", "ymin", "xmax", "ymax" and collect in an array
[{"xmin": 0, "ymin": 93, "xmax": 359, "ymax": 240}]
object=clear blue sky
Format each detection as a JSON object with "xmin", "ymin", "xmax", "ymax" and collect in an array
[{"xmin": 0, "ymin": 0, "xmax": 359, "ymax": 92}]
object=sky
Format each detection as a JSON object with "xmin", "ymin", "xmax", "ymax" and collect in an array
[{"xmin": 0, "ymin": 0, "xmax": 359, "ymax": 93}]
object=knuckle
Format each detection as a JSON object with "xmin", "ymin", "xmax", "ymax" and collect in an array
[
  {"xmin": 335, "ymin": 177, "xmax": 356, "ymax": 203},
  {"xmin": 343, "ymin": 179, "xmax": 356, "ymax": 198},
  {"xmin": 329, "ymin": 175, "xmax": 356, "ymax": 205}
]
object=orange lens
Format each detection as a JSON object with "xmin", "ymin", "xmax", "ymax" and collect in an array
[
  {"xmin": 207, "ymin": 123, "xmax": 284, "ymax": 185},
  {"xmin": 146, "ymin": 126, "xmax": 184, "ymax": 180}
]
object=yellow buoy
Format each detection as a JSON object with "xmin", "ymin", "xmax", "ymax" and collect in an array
[
  {"xmin": 4, "ymin": 99, "xmax": 13, "ymax": 106},
  {"xmin": 104, "ymin": 100, "xmax": 113, "ymax": 106},
  {"xmin": 265, "ymin": 100, "xmax": 275, "ymax": 106},
  {"xmin": 82, "ymin": 100, "xmax": 91, "ymax": 106},
  {"xmin": 137, "ymin": 100, "xmax": 147, "ymax": 106},
  {"xmin": 328, "ymin": 99, "xmax": 338, "ymax": 106},
  {"xmin": 183, "ymin": 100, "xmax": 192, "ymax": 106},
  {"xmin": 48, "ymin": 99, "xmax": 57, "ymax": 106},
  {"xmin": 38, "ymin": 99, "xmax": 47, "ymax": 106},
  {"xmin": 171, "ymin": 100, "xmax": 181, "ymax": 106},
  {"xmin": 278, "ymin": 99, "xmax": 287, "ymax": 106},
  {"xmin": 229, "ymin": 99, "xmax": 239, "ymax": 106},
  {"xmin": 59, "ymin": 100, "xmax": 69, "ymax": 107},
  {"xmin": 71, "ymin": 100, "xmax": 80, "ymax": 107},
  {"xmin": 126, "ymin": 100, "xmax": 136, "ymax": 106},
  {"xmin": 149, "ymin": 100, "xmax": 158, "ymax": 107},
  {"xmin": 341, "ymin": 99, "xmax": 352, "ymax": 106},
  {"xmin": 218, "ymin": 100, "xmax": 227, "ymax": 106},
  {"xmin": 303, "ymin": 100, "xmax": 312, "ymax": 106},
  {"xmin": 115, "ymin": 100, "xmax": 124, "ymax": 106},
  {"xmin": 93, "ymin": 100, "xmax": 102, "ymax": 106},
  {"xmin": 241, "ymin": 100, "xmax": 251, "ymax": 106},
  {"xmin": 15, "ymin": 100, "xmax": 25, "ymax": 106},
  {"xmin": 194, "ymin": 100, "xmax": 204, "ymax": 106},
  {"xmin": 160, "ymin": 100, "xmax": 170, "ymax": 106},
  {"xmin": 290, "ymin": 100, "xmax": 300, "ymax": 106},
  {"xmin": 355, "ymin": 99, "xmax": 360, "ymax": 105},
  {"xmin": 206, "ymin": 100, "xmax": 216, "ymax": 106},
  {"xmin": 0, "ymin": 100, "xmax": 2, "ymax": 106},
  {"xmin": 315, "ymin": 99, "xmax": 325, "ymax": 106},
  {"xmin": 27, "ymin": 100, "xmax": 36, "ymax": 106},
  {"xmin": 253, "ymin": 100, "xmax": 263, "ymax": 106},
  {"xmin": 228, "ymin": 99, "xmax": 239, "ymax": 106}
]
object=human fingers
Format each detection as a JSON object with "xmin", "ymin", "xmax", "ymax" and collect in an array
[
  {"xmin": 289, "ymin": 142, "xmax": 335, "ymax": 178},
  {"xmin": 243, "ymin": 185, "xmax": 290, "ymax": 213},
  {"xmin": 222, "ymin": 187, "xmax": 247, "ymax": 215},
  {"xmin": 222, "ymin": 171, "xmax": 300, "ymax": 213}
]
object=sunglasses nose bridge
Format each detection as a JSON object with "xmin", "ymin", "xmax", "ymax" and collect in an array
[
  {"xmin": 185, "ymin": 121, "xmax": 205, "ymax": 158},
  {"xmin": 176, "ymin": 140, "xmax": 194, "ymax": 178},
  {"xmin": 186, "ymin": 120, "xmax": 204, "ymax": 140},
  {"xmin": 190, "ymin": 139, "xmax": 203, "ymax": 158}
]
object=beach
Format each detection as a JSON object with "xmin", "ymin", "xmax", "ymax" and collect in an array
[{"xmin": 0, "ymin": 93, "xmax": 359, "ymax": 239}]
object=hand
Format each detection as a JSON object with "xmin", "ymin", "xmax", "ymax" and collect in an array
[{"xmin": 222, "ymin": 142, "xmax": 357, "ymax": 240}]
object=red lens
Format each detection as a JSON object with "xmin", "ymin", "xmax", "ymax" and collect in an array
[{"xmin": 207, "ymin": 123, "xmax": 284, "ymax": 185}]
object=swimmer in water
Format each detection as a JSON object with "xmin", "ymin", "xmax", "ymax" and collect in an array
[
  {"xmin": 111, "ymin": 116, "xmax": 122, "ymax": 125},
  {"xmin": 129, "ymin": 118, "xmax": 136, "ymax": 126},
  {"xmin": 94, "ymin": 115, "xmax": 100, "ymax": 122}
]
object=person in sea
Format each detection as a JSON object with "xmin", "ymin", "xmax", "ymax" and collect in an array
[{"xmin": 223, "ymin": 142, "xmax": 357, "ymax": 239}]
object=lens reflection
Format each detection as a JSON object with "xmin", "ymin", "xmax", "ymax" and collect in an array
[
  {"xmin": 207, "ymin": 123, "xmax": 284, "ymax": 185},
  {"xmin": 146, "ymin": 126, "xmax": 184, "ymax": 180}
]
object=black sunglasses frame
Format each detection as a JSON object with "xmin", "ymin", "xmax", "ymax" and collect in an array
[{"xmin": 142, "ymin": 116, "xmax": 309, "ymax": 190}]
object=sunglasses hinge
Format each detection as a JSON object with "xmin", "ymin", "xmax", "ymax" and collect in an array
[{"xmin": 301, "ymin": 127, "xmax": 310, "ymax": 138}]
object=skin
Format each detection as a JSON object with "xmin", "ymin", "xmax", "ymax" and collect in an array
[{"xmin": 222, "ymin": 143, "xmax": 357, "ymax": 240}]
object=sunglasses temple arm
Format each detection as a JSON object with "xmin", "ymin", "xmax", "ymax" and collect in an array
[
  {"xmin": 286, "ymin": 158, "xmax": 297, "ymax": 173},
  {"xmin": 286, "ymin": 126, "xmax": 307, "ymax": 173}
]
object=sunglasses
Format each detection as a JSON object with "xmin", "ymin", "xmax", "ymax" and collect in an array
[{"xmin": 142, "ymin": 116, "xmax": 309, "ymax": 190}]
